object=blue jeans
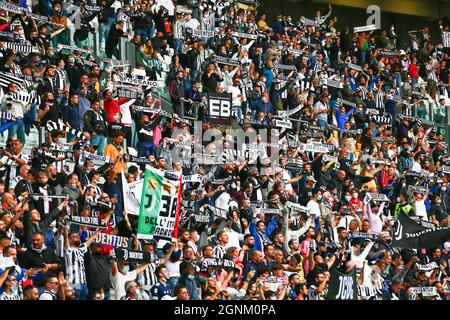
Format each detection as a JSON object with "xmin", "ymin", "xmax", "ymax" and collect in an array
[
  {"xmin": 189, "ymin": 69, "xmax": 201, "ymax": 83},
  {"xmin": 99, "ymin": 23, "xmax": 111, "ymax": 45},
  {"xmin": 90, "ymin": 134, "xmax": 107, "ymax": 155},
  {"xmin": 8, "ymin": 120, "xmax": 25, "ymax": 144},
  {"xmin": 131, "ymin": 121, "xmax": 138, "ymax": 149},
  {"xmin": 73, "ymin": 283, "xmax": 89, "ymax": 300},
  {"xmin": 316, "ymin": 119, "xmax": 329, "ymax": 136},
  {"xmin": 173, "ymin": 38, "xmax": 184, "ymax": 55},
  {"xmin": 138, "ymin": 141, "xmax": 155, "ymax": 158},
  {"xmin": 360, "ymin": 51, "xmax": 366, "ymax": 65},
  {"xmin": 393, "ymin": 73, "xmax": 402, "ymax": 87},
  {"xmin": 316, "ymin": 119, "xmax": 328, "ymax": 129},
  {"xmin": 232, "ymin": 105, "xmax": 243, "ymax": 120}
]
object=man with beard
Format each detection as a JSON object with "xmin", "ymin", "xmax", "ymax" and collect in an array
[
  {"xmin": 238, "ymin": 234, "xmax": 255, "ymax": 265},
  {"xmin": 18, "ymin": 232, "xmax": 61, "ymax": 287}
]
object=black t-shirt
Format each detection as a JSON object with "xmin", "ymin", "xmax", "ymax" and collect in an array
[
  {"xmin": 39, "ymin": 102, "xmax": 60, "ymax": 124},
  {"xmin": 109, "ymin": 123, "xmax": 124, "ymax": 137},
  {"xmin": 106, "ymin": 27, "xmax": 125, "ymax": 50}
]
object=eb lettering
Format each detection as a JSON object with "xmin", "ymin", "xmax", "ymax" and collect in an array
[{"xmin": 209, "ymin": 98, "xmax": 231, "ymax": 117}]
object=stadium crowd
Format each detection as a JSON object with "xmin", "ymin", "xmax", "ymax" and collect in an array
[{"xmin": 0, "ymin": 0, "xmax": 449, "ymax": 301}]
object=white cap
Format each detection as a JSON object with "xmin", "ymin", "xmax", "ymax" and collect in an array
[
  {"xmin": 444, "ymin": 241, "xmax": 450, "ymax": 251},
  {"xmin": 274, "ymin": 167, "xmax": 284, "ymax": 174}
]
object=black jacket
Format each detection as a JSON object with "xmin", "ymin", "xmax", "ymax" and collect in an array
[
  {"xmin": 18, "ymin": 248, "xmax": 61, "ymax": 287},
  {"xmin": 83, "ymin": 109, "xmax": 108, "ymax": 136},
  {"xmin": 85, "ymin": 252, "xmax": 112, "ymax": 291}
]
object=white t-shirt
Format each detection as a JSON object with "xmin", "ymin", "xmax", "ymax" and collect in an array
[
  {"xmin": 223, "ymin": 227, "xmax": 242, "ymax": 251},
  {"xmin": 39, "ymin": 291, "xmax": 56, "ymax": 300},
  {"xmin": 414, "ymin": 199, "xmax": 428, "ymax": 221},
  {"xmin": 338, "ymin": 215, "xmax": 355, "ymax": 231},
  {"xmin": 228, "ymin": 85, "xmax": 242, "ymax": 107},
  {"xmin": 111, "ymin": 270, "xmax": 137, "ymax": 301},
  {"xmin": 307, "ymin": 199, "xmax": 321, "ymax": 218},
  {"xmin": 185, "ymin": 19, "xmax": 200, "ymax": 30}
]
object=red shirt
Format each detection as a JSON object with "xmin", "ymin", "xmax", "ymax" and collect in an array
[{"xmin": 409, "ymin": 63, "xmax": 419, "ymax": 78}]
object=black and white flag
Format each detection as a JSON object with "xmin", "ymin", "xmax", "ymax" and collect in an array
[
  {"xmin": 392, "ymin": 213, "xmax": 450, "ymax": 249},
  {"xmin": 327, "ymin": 267, "xmax": 357, "ymax": 300}
]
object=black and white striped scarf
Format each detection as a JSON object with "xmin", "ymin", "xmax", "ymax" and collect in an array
[
  {"xmin": 4, "ymin": 42, "xmax": 38, "ymax": 54},
  {"xmin": 12, "ymin": 90, "xmax": 41, "ymax": 106},
  {"xmin": 370, "ymin": 115, "xmax": 391, "ymax": 126},
  {"xmin": 0, "ymin": 72, "xmax": 24, "ymax": 89},
  {"xmin": 46, "ymin": 121, "xmax": 85, "ymax": 140}
]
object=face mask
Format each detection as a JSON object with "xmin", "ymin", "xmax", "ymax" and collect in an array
[
  {"xmin": 352, "ymin": 193, "xmax": 358, "ymax": 199},
  {"xmin": 100, "ymin": 293, "xmax": 105, "ymax": 300},
  {"xmin": 386, "ymin": 239, "xmax": 392, "ymax": 245},
  {"xmin": 345, "ymin": 196, "xmax": 351, "ymax": 202},
  {"xmin": 123, "ymin": 265, "xmax": 130, "ymax": 273},
  {"xmin": 50, "ymin": 289, "xmax": 58, "ymax": 294},
  {"xmin": 71, "ymin": 183, "xmax": 77, "ymax": 189},
  {"xmin": 317, "ymin": 195, "xmax": 322, "ymax": 201},
  {"xmin": 187, "ymin": 274, "xmax": 196, "ymax": 280},
  {"xmin": 442, "ymin": 187, "xmax": 447, "ymax": 192},
  {"xmin": 69, "ymin": 58, "xmax": 75, "ymax": 63},
  {"xmin": 11, "ymin": 286, "xmax": 18, "ymax": 295}
]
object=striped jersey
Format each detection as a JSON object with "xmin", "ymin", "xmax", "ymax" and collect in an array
[
  {"xmin": 426, "ymin": 63, "xmax": 438, "ymax": 82},
  {"xmin": 0, "ymin": 152, "xmax": 29, "ymax": 186},
  {"xmin": 358, "ymin": 86, "xmax": 368, "ymax": 100},
  {"xmin": 49, "ymin": 142, "xmax": 66, "ymax": 173},
  {"xmin": 64, "ymin": 243, "xmax": 88, "ymax": 285},
  {"xmin": 173, "ymin": 20, "xmax": 186, "ymax": 40},
  {"xmin": 373, "ymin": 88, "xmax": 385, "ymax": 110},
  {"xmin": 138, "ymin": 256, "xmax": 160, "ymax": 290},
  {"xmin": 213, "ymin": 245, "xmax": 227, "ymax": 260},
  {"xmin": 0, "ymin": 292, "xmax": 21, "ymax": 300},
  {"xmin": 55, "ymin": 68, "xmax": 69, "ymax": 92}
]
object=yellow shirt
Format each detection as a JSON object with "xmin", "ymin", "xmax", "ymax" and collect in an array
[{"xmin": 257, "ymin": 19, "xmax": 269, "ymax": 31}]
